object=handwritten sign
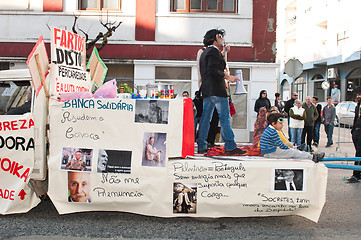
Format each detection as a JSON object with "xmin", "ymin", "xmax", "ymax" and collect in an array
[
  {"xmin": 51, "ymin": 27, "xmax": 86, "ymax": 71},
  {"xmin": 0, "ymin": 114, "xmax": 41, "ymax": 214},
  {"xmin": 49, "ymin": 64, "xmax": 91, "ymax": 97},
  {"xmin": 47, "ymin": 99, "xmax": 327, "ymax": 222}
]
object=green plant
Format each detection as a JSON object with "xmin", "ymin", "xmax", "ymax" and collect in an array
[{"xmin": 118, "ymin": 83, "xmax": 133, "ymax": 94}]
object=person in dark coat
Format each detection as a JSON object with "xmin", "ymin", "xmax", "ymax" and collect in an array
[
  {"xmin": 348, "ymin": 87, "xmax": 361, "ymax": 183},
  {"xmin": 284, "ymin": 92, "xmax": 299, "ymax": 141},
  {"xmin": 254, "ymin": 90, "xmax": 271, "ymax": 114}
]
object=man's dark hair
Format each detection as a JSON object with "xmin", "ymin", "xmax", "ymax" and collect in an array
[
  {"xmin": 313, "ymin": 96, "xmax": 318, "ymax": 101},
  {"xmin": 275, "ymin": 92, "xmax": 280, "ymax": 98},
  {"xmin": 267, "ymin": 113, "xmax": 284, "ymax": 125},
  {"xmin": 203, "ymin": 29, "xmax": 225, "ymax": 46}
]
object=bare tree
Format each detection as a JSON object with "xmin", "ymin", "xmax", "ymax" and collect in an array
[{"xmin": 72, "ymin": 12, "xmax": 122, "ymax": 52}]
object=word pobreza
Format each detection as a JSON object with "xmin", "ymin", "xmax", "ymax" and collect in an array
[
  {"xmin": 0, "ymin": 118, "xmax": 34, "ymax": 131},
  {"xmin": 0, "ymin": 157, "xmax": 31, "ymax": 182}
]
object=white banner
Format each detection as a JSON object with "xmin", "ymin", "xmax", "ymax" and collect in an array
[
  {"xmin": 0, "ymin": 114, "xmax": 41, "ymax": 214},
  {"xmin": 47, "ymin": 99, "xmax": 327, "ymax": 222}
]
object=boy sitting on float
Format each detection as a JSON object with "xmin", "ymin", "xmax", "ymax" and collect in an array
[{"xmin": 260, "ymin": 113, "xmax": 324, "ymax": 162}]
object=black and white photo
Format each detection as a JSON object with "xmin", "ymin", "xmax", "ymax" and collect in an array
[
  {"xmin": 97, "ymin": 149, "xmax": 132, "ymax": 174},
  {"xmin": 273, "ymin": 169, "xmax": 305, "ymax": 192},
  {"xmin": 135, "ymin": 99, "xmax": 169, "ymax": 124}
]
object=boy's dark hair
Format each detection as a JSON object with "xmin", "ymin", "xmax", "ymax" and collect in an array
[
  {"xmin": 203, "ymin": 29, "xmax": 225, "ymax": 46},
  {"xmin": 275, "ymin": 92, "xmax": 280, "ymax": 98},
  {"xmin": 313, "ymin": 96, "xmax": 318, "ymax": 101},
  {"xmin": 267, "ymin": 113, "xmax": 285, "ymax": 125}
]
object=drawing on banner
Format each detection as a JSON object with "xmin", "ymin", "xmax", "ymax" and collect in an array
[
  {"xmin": 273, "ymin": 169, "xmax": 305, "ymax": 192},
  {"xmin": 68, "ymin": 171, "xmax": 91, "ymax": 203},
  {"xmin": 61, "ymin": 147, "xmax": 93, "ymax": 172},
  {"xmin": 96, "ymin": 149, "xmax": 132, "ymax": 174},
  {"xmin": 135, "ymin": 100, "xmax": 169, "ymax": 124},
  {"xmin": 173, "ymin": 182, "xmax": 197, "ymax": 214},
  {"xmin": 142, "ymin": 132, "xmax": 167, "ymax": 167}
]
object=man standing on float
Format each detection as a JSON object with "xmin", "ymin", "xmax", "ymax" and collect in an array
[{"xmin": 197, "ymin": 29, "xmax": 245, "ymax": 155}]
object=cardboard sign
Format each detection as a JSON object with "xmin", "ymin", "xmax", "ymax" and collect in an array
[
  {"xmin": 87, "ymin": 47, "xmax": 108, "ymax": 88},
  {"xmin": 51, "ymin": 27, "xmax": 86, "ymax": 71},
  {"xmin": 0, "ymin": 114, "xmax": 41, "ymax": 214},
  {"xmin": 49, "ymin": 64, "xmax": 92, "ymax": 97},
  {"xmin": 27, "ymin": 36, "xmax": 49, "ymax": 96},
  {"xmin": 47, "ymin": 98, "xmax": 327, "ymax": 222}
]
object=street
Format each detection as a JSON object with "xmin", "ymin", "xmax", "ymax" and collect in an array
[{"xmin": 1, "ymin": 124, "xmax": 360, "ymax": 240}]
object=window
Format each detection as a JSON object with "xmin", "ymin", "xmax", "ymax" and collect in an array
[
  {"xmin": 80, "ymin": 0, "xmax": 120, "ymax": 10},
  {"xmin": 171, "ymin": 0, "xmax": 237, "ymax": 13},
  {"xmin": 155, "ymin": 66, "xmax": 192, "ymax": 98},
  {"xmin": 337, "ymin": 30, "xmax": 349, "ymax": 46},
  {"xmin": 106, "ymin": 64, "xmax": 134, "ymax": 90}
]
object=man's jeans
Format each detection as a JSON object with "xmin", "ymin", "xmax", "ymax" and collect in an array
[
  {"xmin": 194, "ymin": 116, "xmax": 201, "ymax": 139},
  {"xmin": 324, "ymin": 124, "xmax": 334, "ymax": 145},
  {"xmin": 313, "ymin": 121, "xmax": 321, "ymax": 144},
  {"xmin": 290, "ymin": 128, "xmax": 303, "ymax": 146},
  {"xmin": 197, "ymin": 96, "xmax": 236, "ymax": 151}
]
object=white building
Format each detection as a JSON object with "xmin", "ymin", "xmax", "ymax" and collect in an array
[
  {"xmin": 277, "ymin": 0, "xmax": 361, "ymax": 102},
  {"xmin": 0, "ymin": 0, "xmax": 278, "ymax": 142}
]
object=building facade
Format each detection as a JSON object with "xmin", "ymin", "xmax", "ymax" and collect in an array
[
  {"xmin": 0, "ymin": 0, "xmax": 278, "ymax": 142},
  {"xmin": 277, "ymin": 0, "xmax": 361, "ymax": 103}
]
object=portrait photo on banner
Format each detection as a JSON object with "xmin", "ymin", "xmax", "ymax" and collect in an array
[
  {"xmin": 96, "ymin": 149, "xmax": 132, "ymax": 174},
  {"xmin": 142, "ymin": 132, "xmax": 167, "ymax": 167},
  {"xmin": 173, "ymin": 182, "xmax": 197, "ymax": 214},
  {"xmin": 134, "ymin": 99, "xmax": 169, "ymax": 124},
  {"xmin": 272, "ymin": 169, "xmax": 305, "ymax": 192},
  {"xmin": 61, "ymin": 147, "xmax": 93, "ymax": 172},
  {"xmin": 67, "ymin": 171, "xmax": 91, "ymax": 203}
]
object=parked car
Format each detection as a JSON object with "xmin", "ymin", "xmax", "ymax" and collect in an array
[{"xmin": 335, "ymin": 101, "xmax": 357, "ymax": 127}]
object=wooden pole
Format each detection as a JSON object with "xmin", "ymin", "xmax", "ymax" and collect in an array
[{"xmin": 34, "ymin": 53, "xmax": 50, "ymax": 104}]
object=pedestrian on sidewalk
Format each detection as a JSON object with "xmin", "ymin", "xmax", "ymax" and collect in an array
[
  {"xmin": 289, "ymin": 99, "xmax": 305, "ymax": 148},
  {"xmin": 348, "ymin": 87, "xmax": 361, "ymax": 183},
  {"xmin": 284, "ymin": 92, "xmax": 299, "ymax": 141},
  {"xmin": 301, "ymin": 96, "xmax": 319, "ymax": 152},
  {"xmin": 312, "ymin": 96, "xmax": 322, "ymax": 147},
  {"xmin": 322, "ymin": 96, "xmax": 336, "ymax": 148}
]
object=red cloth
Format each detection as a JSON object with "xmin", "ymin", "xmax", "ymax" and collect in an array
[
  {"xmin": 182, "ymin": 98, "xmax": 194, "ymax": 158},
  {"xmin": 229, "ymin": 102, "xmax": 236, "ymax": 117},
  {"xmin": 205, "ymin": 145, "xmax": 262, "ymax": 157}
]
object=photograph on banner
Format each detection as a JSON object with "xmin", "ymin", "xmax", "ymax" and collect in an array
[
  {"xmin": 173, "ymin": 182, "xmax": 197, "ymax": 214},
  {"xmin": 273, "ymin": 169, "xmax": 305, "ymax": 192},
  {"xmin": 135, "ymin": 100, "xmax": 169, "ymax": 124},
  {"xmin": 67, "ymin": 171, "xmax": 91, "ymax": 203},
  {"xmin": 96, "ymin": 149, "xmax": 132, "ymax": 174},
  {"xmin": 142, "ymin": 132, "xmax": 167, "ymax": 167},
  {"xmin": 61, "ymin": 147, "xmax": 93, "ymax": 172}
]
